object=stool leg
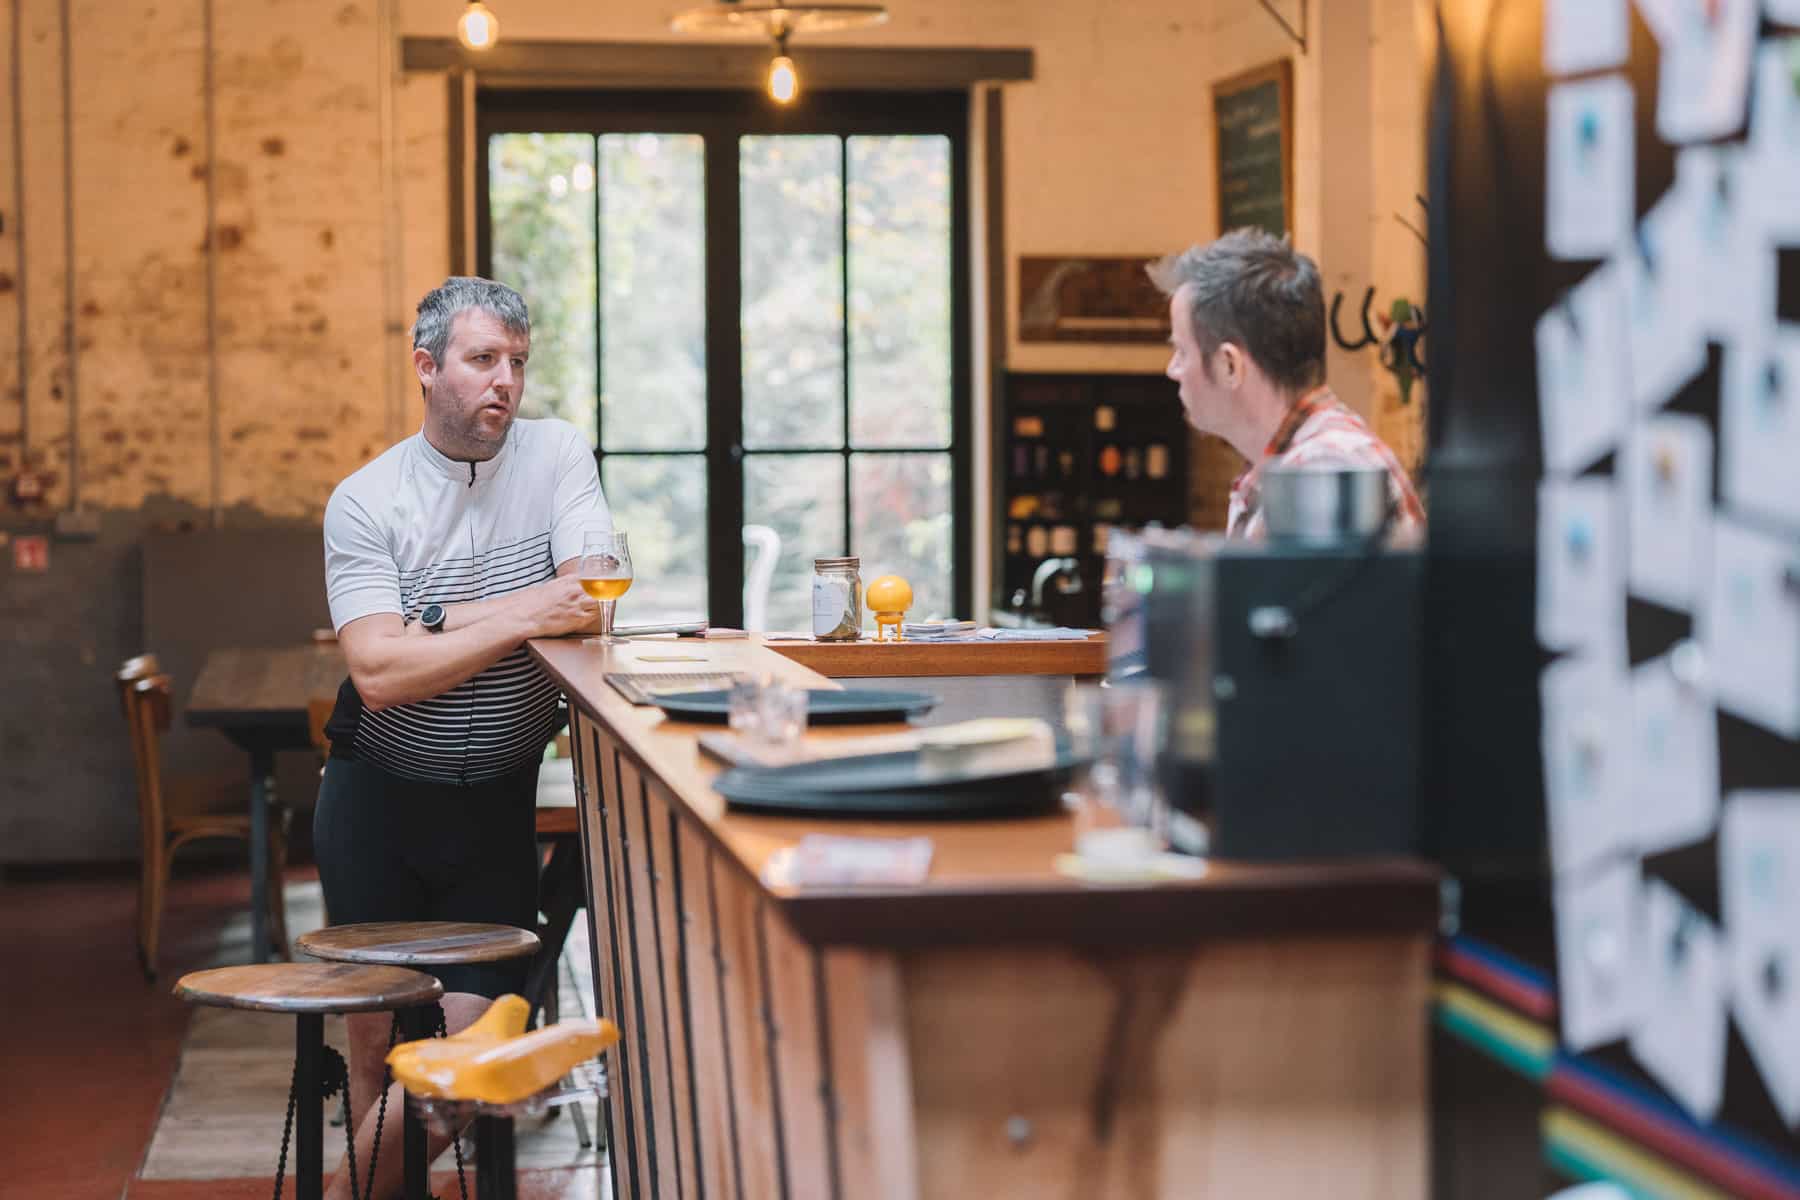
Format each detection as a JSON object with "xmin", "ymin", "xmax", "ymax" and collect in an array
[
  {"xmin": 295, "ymin": 1013, "xmax": 324, "ymax": 1200},
  {"xmin": 474, "ymin": 1114, "xmax": 516, "ymax": 1200},
  {"xmin": 399, "ymin": 1004, "xmax": 437, "ymax": 1200}
]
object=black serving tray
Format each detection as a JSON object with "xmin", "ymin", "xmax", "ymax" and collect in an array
[
  {"xmin": 712, "ymin": 747, "xmax": 1082, "ymax": 817},
  {"xmin": 652, "ymin": 688, "xmax": 937, "ymax": 725}
]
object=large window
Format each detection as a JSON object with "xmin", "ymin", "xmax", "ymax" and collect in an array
[{"xmin": 480, "ymin": 92, "xmax": 970, "ymax": 631}]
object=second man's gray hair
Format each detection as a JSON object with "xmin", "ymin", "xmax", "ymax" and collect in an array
[
  {"xmin": 1147, "ymin": 229, "xmax": 1327, "ymax": 394},
  {"xmin": 411, "ymin": 277, "xmax": 531, "ymax": 363}
]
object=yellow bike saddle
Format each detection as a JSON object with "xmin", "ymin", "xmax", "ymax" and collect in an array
[{"xmin": 386, "ymin": 994, "xmax": 620, "ymax": 1106}]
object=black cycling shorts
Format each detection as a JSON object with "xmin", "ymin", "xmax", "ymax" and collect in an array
[{"xmin": 313, "ymin": 755, "xmax": 540, "ymax": 1000}]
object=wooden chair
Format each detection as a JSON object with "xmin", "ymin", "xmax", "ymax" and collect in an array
[{"xmin": 124, "ymin": 672, "xmax": 292, "ymax": 978}]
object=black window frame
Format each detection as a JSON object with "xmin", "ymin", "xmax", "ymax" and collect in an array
[{"xmin": 475, "ymin": 88, "xmax": 974, "ymax": 628}]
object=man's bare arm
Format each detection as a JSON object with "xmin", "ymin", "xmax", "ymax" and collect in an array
[
  {"xmin": 401, "ymin": 560, "xmax": 598, "ymax": 639},
  {"xmin": 343, "ymin": 577, "xmax": 599, "ymax": 710}
]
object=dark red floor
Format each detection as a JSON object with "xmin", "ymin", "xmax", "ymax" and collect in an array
[{"xmin": 0, "ymin": 862, "xmax": 601, "ymax": 1200}]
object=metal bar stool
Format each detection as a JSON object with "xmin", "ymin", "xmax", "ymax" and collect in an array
[
  {"xmin": 174, "ymin": 962, "xmax": 444, "ymax": 1200},
  {"xmin": 296, "ymin": 922, "xmax": 541, "ymax": 1200}
]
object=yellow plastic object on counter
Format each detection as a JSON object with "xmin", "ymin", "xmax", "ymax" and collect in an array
[
  {"xmin": 385, "ymin": 994, "xmax": 620, "ymax": 1105},
  {"xmin": 866, "ymin": 574, "xmax": 913, "ymax": 642}
]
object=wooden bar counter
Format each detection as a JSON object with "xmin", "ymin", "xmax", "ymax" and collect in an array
[{"xmin": 531, "ymin": 636, "xmax": 1438, "ymax": 1199}]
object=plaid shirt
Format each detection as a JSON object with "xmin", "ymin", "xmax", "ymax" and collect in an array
[{"xmin": 1226, "ymin": 386, "xmax": 1426, "ymax": 540}]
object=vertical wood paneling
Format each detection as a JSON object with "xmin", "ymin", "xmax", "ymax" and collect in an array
[
  {"xmin": 574, "ymin": 714, "xmax": 628, "ymax": 1200},
  {"xmin": 210, "ymin": 0, "xmax": 388, "ymax": 517},
  {"xmin": 587, "ymin": 720, "xmax": 646, "ymax": 1200},
  {"xmin": 645, "ymin": 780, "xmax": 700, "ymax": 1200},
  {"xmin": 677, "ymin": 817, "xmax": 740, "ymax": 1200},
  {"xmin": 618, "ymin": 754, "xmax": 679, "ymax": 1200},
  {"xmin": 602, "ymin": 738, "xmax": 656, "ymax": 1200},
  {"xmin": 820, "ymin": 949, "xmax": 918, "ymax": 1200},
  {"xmin": 0, "ymin": 0, "xmax": 20, "ymax": 471},
  {"xmin": 761, "ymin": 908, "xmax": 833, "ymax": 1199},
  {"xmin": 712, "ymin": 860, "xmax": 784, "ymax": 1200}
]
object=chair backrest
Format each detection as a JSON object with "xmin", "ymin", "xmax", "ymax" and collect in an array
[
  {"xmin": 123, "ymin": 675, "xmax": 174, "ymax": 853},
  {"xmin": 307, "ymin": 694, "xmax": 336, "ymax": 757},
  {"xmin": 115, "ymin": 654, "xmax": 162, "ymax": 715}
]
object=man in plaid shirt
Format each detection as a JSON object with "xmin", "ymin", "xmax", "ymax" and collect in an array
[{"xmin": 1148, "ymin": 230, "xmax": 1424, "ymax": 540}]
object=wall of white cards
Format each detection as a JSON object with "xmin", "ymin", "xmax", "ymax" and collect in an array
[{"xmin": 1536, "ymin": 0, "xmax": 1800, "ymax": 1131}]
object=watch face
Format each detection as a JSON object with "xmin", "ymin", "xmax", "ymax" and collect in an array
[{"xmin": 422, "ymin": 604, "xmax": 445, "ymax": 630}]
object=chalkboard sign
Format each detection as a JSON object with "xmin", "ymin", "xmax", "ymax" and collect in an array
[{"xmin": 1213, "ymin": 60, "xmax": 1293, "ymax": 237}]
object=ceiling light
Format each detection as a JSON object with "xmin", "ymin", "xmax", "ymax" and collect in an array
[
  {"xmin": 457, "ymin": 0, "xmax": 499, "ymax": 51},
  {"xmin": 671, "ymin": 2, "xmax": 888, "ymax": 104}
]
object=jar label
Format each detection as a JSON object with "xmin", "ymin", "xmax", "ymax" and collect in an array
[{"xmin": 812, "ymin": 578, "xmax": 850, "ymax": 637}]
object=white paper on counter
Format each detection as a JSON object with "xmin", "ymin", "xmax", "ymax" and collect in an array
[
  {"xmin": 1630, "ymin": 877, "xmax": 1728, "ymax": 1121},
  {"xmin": 1625, "ymin": 414, "xmax": 1713, "ymax": 612},
  {"xmin": 1555, "ymin": 860, "xmax": 1645, "ymax": 1051},
  {"xmin": 1624, "ymin": 186, "xmax": 1708, "ymax": 413},
  {"xmin": 1538, "ymin": 477, "xmax": 1628, "ymax": 656},
  {"xmin": 1656, "ymin": 0, "xmax": 1758, "ymax": 143},
  {"xmin": 1545, "ymin": 0, "xmax": 1630, "ymax": 75},
  {"xmin": 1629, "ymin": 651, "xmax": 1720, "ymax": 854},
  {"xmin": 1722, "ymin": 324, "xmax": 1800, "ymax": 532},
  {"xmin": 1745, "ymin": 39, "xmax": 1800, "ymax": 245},
  {"xmin": 1719, "ymin": 791, "xmax": 1800, "ymax": 1126},
  {"xmin": 1679, "ymin": 146, "xmax": 1778, "ymax": 343},
  {"xmin": 1542, "ymin": 653, "xmax": 1633, "ymax": 876},
  {"xmin": 1538, "ymin": 264, "xmax": 1630, "ymax": 474},
  {"xmin": 1701, "ymin": 515, "xmax": 1800, "ymax": 738},
  {"xmin": 1548, "ymin": 77, "xmax": 1636, "ymax": 260}
]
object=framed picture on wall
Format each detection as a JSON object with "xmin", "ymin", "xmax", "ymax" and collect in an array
[{"xmin": 1212, "ymin": 59, "xmax": 1293, "ymax": 237}]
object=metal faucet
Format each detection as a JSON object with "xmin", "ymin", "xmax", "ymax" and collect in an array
[{"xmin": 1029, "ymin": 557, "xmax": 1082, "ymax": 613}]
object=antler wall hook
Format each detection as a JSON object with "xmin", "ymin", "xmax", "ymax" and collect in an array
[{"xmin": 1330, "ymin": 287, "xmax": 1429, "ymax": 405}]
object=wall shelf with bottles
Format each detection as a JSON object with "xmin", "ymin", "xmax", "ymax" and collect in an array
[{"xmin": 995, "ymin": 372, "xmax": 1190, "ymax": 627}]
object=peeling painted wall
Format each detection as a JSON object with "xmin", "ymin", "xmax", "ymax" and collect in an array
[{"xmin": 0, "ymin": 0, "xmax": 1430, "ymax": 862}]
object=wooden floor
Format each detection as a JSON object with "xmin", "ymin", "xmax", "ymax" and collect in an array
[{"xmin": 0, "ymin": 861, "xmax": 603, "ymax": 1200}]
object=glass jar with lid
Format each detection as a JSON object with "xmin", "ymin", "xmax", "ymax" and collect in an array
[{"xmin": 811, "ymin": 556, "xmax": 862, "ymax": 641}]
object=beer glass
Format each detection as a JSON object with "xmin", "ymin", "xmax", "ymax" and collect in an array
[{"xmin": 578, "ymin": 530, "xmax": 633, "ymax": 646}]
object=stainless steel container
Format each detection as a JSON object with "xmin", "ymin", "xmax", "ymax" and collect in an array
[{"xmin": 1259, "ymin": 465, "xmax": 1391, "ymax": 543}]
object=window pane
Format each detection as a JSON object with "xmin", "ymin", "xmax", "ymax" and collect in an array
[
  {"xmin": 745, "ymin": 452, "xmax": 846, "ymax": 632},
  {"xmin": 601, "ymin": 134, "xmax": 706, "ymax": 451},
  {"xmin": 852, "ymin": 453, "xmax": 953, "ymax": 622},
  {"xmin": 741, "ymin": 135, "xmax": 844, "ymax": 450},
  {"xmin": 488, "ymin": 133, "xmax": 598, "ymax": 444},
  {"xmin": 600, "ymin": 455, "xmax": 708, "ymax": 623},
  {"xmin": 848, "ymin": 136, "xmax": 952, "ymax": 449}
]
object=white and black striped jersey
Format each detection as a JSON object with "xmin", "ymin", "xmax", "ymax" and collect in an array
[{"xmin": 322, "ymin": 418, "xmax": 609, "ymax": 784}]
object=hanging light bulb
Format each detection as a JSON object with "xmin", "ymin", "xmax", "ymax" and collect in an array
[
  {"xmin": 768, "ymin": 33, "xmax": 798, "ymax": 104},
  {"xmin": 457, "ymin": 0, "xmax": 499, "ymax": 51}
]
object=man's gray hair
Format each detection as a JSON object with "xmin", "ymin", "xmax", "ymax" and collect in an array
[
  {"xmin": 411, "ymin": 276, "xmax": 531, "ymax": 363},
  {"xmin": 1147, "ymin": 229, "xmax": 1326, "ymax": 393}
]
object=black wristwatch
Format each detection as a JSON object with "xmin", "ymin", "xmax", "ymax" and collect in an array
[{"xmin": 420, "ymin": 603, "xmax": 447, "ymax": 633}]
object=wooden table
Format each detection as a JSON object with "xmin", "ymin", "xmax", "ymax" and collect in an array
[
  {"xmin": 186, "ymin": 645, "xmax": 346, "ymax": 963},
  {"xmin": 533, "ymin": 636, "xmax": 1440, "ymax": 1199}
]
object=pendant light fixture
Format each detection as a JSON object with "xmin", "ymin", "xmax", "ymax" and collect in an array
[
  {"xmin": 457, "ymin": 0, "xmax": 500, "ymax": 51},
  {"xmin": 670, "ymin": 2, "xmax": 889, "ymax": 104}
]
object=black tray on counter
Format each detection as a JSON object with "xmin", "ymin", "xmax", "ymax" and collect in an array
[
  {"xmin": 652, "ymin": 688, "xmax": 937, "ymax": 725},
  {"xmin": 712, "ymin": 748, "xmax": 1082, "ymax": 817}
]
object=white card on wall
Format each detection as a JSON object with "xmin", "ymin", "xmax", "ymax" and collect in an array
[
  {"xmin": 1767, "ymin": 0, "xmax": 1800, "ymax": 25},
  {"xmin": 1624, "ymin": 187, "xmax": 1708, "ymax": 412},
  {"xmin": 1538, "ymin": 264, "xmax": 1630, "ymax": 474},
  {"xmin": 1702, "ymin": 515, "xmax": 1800, "ymax": 738},
  {"xmin": 1656, "ymin": 0, "xmax": 1759, "ymax": 143},
  {"xmin": 1722, "ymin": 325, "xmax": 1800, "ymax": 532},
  {"xmin": 1555, "ymin": 861, "xmax": 1645, "ymax": 1051},
  {"xmin": 1545, "ymin": 0, "xmax": 1631, "ymax": 75},
  {"xmin": 1539, "ymin": 477, "xmax": 1628, "ymax": 656},
  {"xmin": 1634, "ymin": 0, "xmax": 1678, "ymax": 42},
  {"xmin": 1626, "ymin": 415, "xmax": 1713, "ymax": 611},
  {"xmin": 1542, "ymin": 654, "xmax": 1633, "ymax": 876},
  {"xmin": 1720, "ymin": 791, "xmax": 1800, "ymax": 1127},
  {"xmin": 1680, "ymin": 147, "xmax": 1778, "ymax": 342},
  {"xmin": 1631, "ymin": 877, "xmax": 1728, "ymax": 1121},
  {"xmin": 1548, "ymin": 77, "xmax": 1636, "ymax": 260},
  {"xmin": 1629, "ymin": 650, "xmax": 1720, "ymax": 855},
  {"xmin": 1745, "ymin": 39, "xmax": 1800, "ymax": 245}
]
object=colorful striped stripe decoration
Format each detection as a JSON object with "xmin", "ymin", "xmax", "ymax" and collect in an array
[
  {"xmin": 1433, "ymin": 981, "xmax": 1555, "ymax": 1082},
  {"xmin": 1436, "ymin": 934, "xmax": 1558, "ymax": 1022},
  {"xmin": 1547, "ymin": 1056, "xmax": 1800, "ymax": 1200},
  {"xmin": 1543, "ymin": 1107, "xmax": 1735, "ymax": 1200}
]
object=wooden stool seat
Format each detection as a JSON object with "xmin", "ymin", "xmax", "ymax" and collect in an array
[
  {"xmin": 297, "ymin": 922, "xmax": 540, "ymax": 968},
  {"xmin": 174, "ymin": 962, "xmax": 444, "ymax": 1014}
]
